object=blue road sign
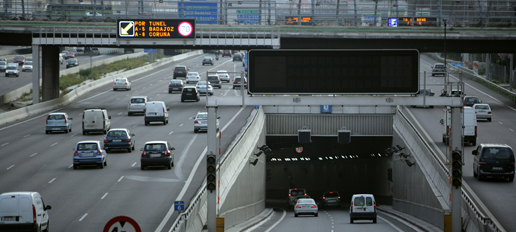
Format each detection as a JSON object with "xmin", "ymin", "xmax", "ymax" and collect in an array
[
  {"xmin": 179, "ymin": 2, "xmax": 218, "ymax": 24},
  {"xmin": 254, "ymin": 105, "xmax": 259, "ymax": 109},
  {"xmin": 144, "ymin": 48, "xmax": 157, "ymax": 53},
  {"xmin": 174, "ymin": 201, "xmax": 185, "ymax": 211},
  {"xmin": 320, "ymin": 105, "xmax": 332, "ymax": 114}
]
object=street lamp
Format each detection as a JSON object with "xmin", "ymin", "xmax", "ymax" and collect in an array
[{"xmin": 443, "ymin": 19, "xmax": 447, "ymax": 75}]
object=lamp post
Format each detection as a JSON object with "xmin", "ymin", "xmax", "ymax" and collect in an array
[{"xmin": 443, "ymin": 18, "xmax": 447, "ymax": 82}]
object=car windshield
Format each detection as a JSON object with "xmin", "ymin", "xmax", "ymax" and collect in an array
[
  {"xmin": 466, "ymin": 98, "xmax": 480, "ymax": 103},
  {"xmin": 116, "ymin": 78, "xmax": 127, "ymax": 82},
  {"xmin": 0, "ymin": 62, "xmax": 6, "ymax": 65},
  {"xmin": 188, "ymin": 72, "xmax": 199, "ymax": 76},
  {"xmin": 475, "ymin": 105, "xmax": 489, "ymax": 110},
  {"xmin": 67, "ymin": 59, "xmax": 77, "ymax": 63},
  {"xmin": 482, "ymin": 148, "xmax": 514, "ymax": 159},
  {"xmin": 24, "ymin": 61, "xmax": 33, "ymax": 65},
  {"xmin": 175, "ymin": 67, "xmax": 186, "ymax": 71},
  {"xmin": 170, "ymin": 80, "xmax": 182, "ymax": 84},
  {"xmin": 184, "ymin": 88, "xmax": 195, "ymax": 92},
  {"xmin": 196, "ymin": 114, "xmax": 207, "ymax": 119},
  {"xmin": 107, "ymin": 131, "xmax": 127, "ymax": 137},
  {"xmin": 208, "ymin": 76, "xmax": 218, "ymax": 80},
  {"xmin": 204, "ymin": 57, "xmax": 211, "ymax": 60},
  {"xmin": 145, "ymin": 144, "xmax": 166, "ymax": 151},
  {"xmin": 48, "ymin": 114, "xmax": 64, "ymax": 120},
  {"xmin": 435, "ymin": 65, "xmax": 445, "ymax": 69},
  {"xmin": 77, "ymin": 143, "xmax": 98, "ymax": 150},
  {"xmin": 7, "ymin": 66, "xmax": 16, "ymax": 70},
  {"xmin": 14, "ymin": 56, "xmax": 24, "ymax": 59},
  {"xmin": 297, "ymin": 199, "xmax": 314, "ymax": 204},
  {"xmin": 131, "ymin": 98, "xmax": 145, "ymax": 103},
  {"xmin": 197, "ymin": 81, "xmax": 208, "ymax": 85},
  {"xmin": 324, "ymin": 192, "xmax": 339, "ymax": 197},
  {"xmin": 354, "ymin": 196, "xmax": 365, "ymax": 206},
  {"xmin": 291, "ymin": 190, "xmax": 305, "ymax": 196}
]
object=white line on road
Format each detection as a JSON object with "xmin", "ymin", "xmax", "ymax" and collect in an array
[
  {"xmin": 118, "ymin": 176, "xmax": 124, "ymax": 182},
  {"xmin": 30, "ymin": 153, "xmax": 37, "ymax": 157},
  {"xmin": 6, "ymin": 165, "xmax": 14, "ymax": 170},
  {"xmin": 378, "ymin": 215, "xmax": 405, "ymax": 232},
  {"xmin": 68, "ymin": 164, "xmax": 73, "ymax": 169},
  {"xmin": 50, "ymin": 142, "xmax": 58, "ymax": 147},
  {"xmin": 179, "ymin": 123, "xmax": 183, "ymax": 127},
  {"xmin": 118, "ymin": 112, "xmax": 122, "ymax": 115},
  {"xmin": 131, "ymin": 162, "xmax": 137, "ymax": 167},
  {"xmin": 101, "ymin": 193, "xmax": 108, "ymax": 200},
  {"xmin": 78, "ymin": 213, "xmax": 88, "ymax": 222},
  {"xmin": 499, "ymin": 121, "xmax": 503, "ymax": 125},
  {"xmin": 169, "ymin": 131, "xmax": 174, "ymax": 135},
  {"xmin": 133, "ymin": 125, "xmax": 138, "ymax": 128},
  {"xmin": 48, "ymin": 178, "xmax": 56, "ymax": 184},
  {"xmin": 23, "ymin": 134, "xmax": 31, "ymax": 138},
  {"xmin": 71, "ymin": 133, "xmax": 78, "ymax": 137},
  {"xmin": 264, "ymin": 209, "xmax": 286, "ymax": 232},
  {"xmin": 510, "ymin": 128, "xmax": 514, "ymax": 132},
  {"xmin": 1, "ymin": 142, "xmax": 9, "ymax": 146}
]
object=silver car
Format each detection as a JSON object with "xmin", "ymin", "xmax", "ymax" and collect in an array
[
  {"xmin": 0, "ymin": 61, "xmax": 7, "ymax": 72},
  {"xmin": 127, "ymin": 96, "xmax": 147, "ymax": 116},
  {"xmin": 113, "ymin": 77, "xmax": 132, "ymax": 91},
  {"xmin": 22, "ymin": 61, "xmax": 33, "ymax": 72},
  {"xmin": 294, "ymin": 198, "xmax": 318, "ymax": 217},
  {"xmin": 473, "ymin": 103, "xmax": 492, "ymax": 122},
  {"xmin": 216, "ymin": 70, "xmax": 230, "ymax": 83},
  {"xmin": 193, "ymin": 112, "xmax": 219, "ymax": 133},
  {"xmin": 45, "ymin": 113, "xmax": 73, "ymax": 134},
  {"xmin": 431, "ymin": 63, "xmax": 446, "ymax": 76},
  {"xmin": 5, "ymin": 64, "xmax": 19, "ymax": 77},
  {"xmin": 195, "ymin": 81, "xmax": 214, "ymax": 96}
]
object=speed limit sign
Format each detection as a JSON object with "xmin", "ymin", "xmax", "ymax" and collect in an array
[{"xmin": 103, "ymin": 216, "xmax": 141, "ymax": 232}]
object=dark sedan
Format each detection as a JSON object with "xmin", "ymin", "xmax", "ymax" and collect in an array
[
  {"xmin": 202, "ymin": 56, "xmax": 214, "ymax": 66},
  {"xmin": 103, "ymin": 128, "xmax": 135, "ymax": 153},
  {"xmin": 66, "ymin": 59, "xmax": 79, "ymax": 69},
  {"xmin": 168, "ymin": 79, "xmax": 184, "ymax": 93},
  {"xmin": 13, "ymin": 55, "xmax": 26, "ymax": 65},
  {"xmin": 233, "ymin": 53, "xmax": 243, "ymax": 61}
]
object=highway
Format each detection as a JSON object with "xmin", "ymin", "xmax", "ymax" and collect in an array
[{"xmin": 0, "ymin": 53, "xmax": 253, "ymax": 231}]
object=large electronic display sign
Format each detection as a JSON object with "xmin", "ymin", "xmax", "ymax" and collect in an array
[
  {"xmin": 248, "ymin": 49, "xmax": 419, "ymax": 94},
  {"xmin": 117, "ymin": 19, "xmax": 195, "ymax": 39}
]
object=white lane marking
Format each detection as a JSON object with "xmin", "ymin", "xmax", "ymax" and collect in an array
[
  {"xmin": 116, "ymin": 98, "xmax": 120, "ymax": 100},
  {"xmin": 78, "ymin": 213, "xmax": 88, "ymax": 222},
  {"xmin": 243, "ymin": 210, "xmax": 276, "ymax": 232},
  {"xmin": 174, "ymin": 134, "xmax": 198, "ymax": 181},
  {"xmin": 131, "ymin": 162, "xmax": 137, "ymax": 167},
  {"xmin": 71, "ymin": 133, "xmax": 78, "ymax": 137},
  {"xmin": 68, "ymin": 164, "xmax": 73, "ymax": 169},
  {"xmin": 160, "ymin": 106, "xmax": 247, "ymax": 232},
  {"xmin": 50, "ymin": 142, "xmax": 58, "ymax": 147},
  {"xmin": 133, "ymin": 125, "xmax": 138, "ymax": 128},
  {"xmin": 101, "ymin": 193, "xmax": 108, "ymax": 200},
  {"xmin": 378, "ymin": 215, "xmax": 405, "ymax": 232},
  {"xmin": 30, "ymin": 153, "xmax": 37, "ymax": 157},
  {"xmin": 7, "ymin": 165, "xmax": 15, "ymax": 170},
  {"xmin": 510, "ymin": 128, "xmax": 514, "ymax": 132},
  {"xmin": 48, "ymin": 178, "xmax": 56, "ymax": 183},
  {"xmin": 264, "ymin": 209, "xmax": 286, "ymax": 232},
  {"xmin": 1, "ymin": 142, "xmax": 9, "ymax": 146},
  {"xmin": 118, "ymin": 176, "xmax": 124, "ymax": 182},
  {"xmin": 23, "ymin": 134, "xmax": 31, "ymax": 138},
  {"xmin": 168, "ymin": 131, "xmax": 174, "ymax": 135},
  {"xmin": 118, "ymin": 112, "xmax": 122, "ymax": 115},
  {"xmin": 179, "ymin": 124, "xmax": 183, "ymax": 127}
]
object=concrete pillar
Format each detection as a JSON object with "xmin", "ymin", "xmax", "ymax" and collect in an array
[
  {"xmin": 41, "ymin": 46, "xmax": 61, "ymax": 102},
  {"xmin": 32, "ymin": 45, "xmax": 40, "ymax": 104}
]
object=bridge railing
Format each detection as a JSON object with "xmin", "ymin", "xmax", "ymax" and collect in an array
[{"xmin": 2, "ymin": 1, "xmax": 515, "ymax": 28}]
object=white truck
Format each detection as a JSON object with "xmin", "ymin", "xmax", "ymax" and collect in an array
[{"xmin": 441, "ymin": 106, "xmax": 477, "ymax": 146}]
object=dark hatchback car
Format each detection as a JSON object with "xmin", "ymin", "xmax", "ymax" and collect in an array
[
  {"xmin": 173, "ymin": 65, "xmax": 188, "ymax": 79},
  {"xmin": 207, "ymin": 75, "xmax": 221, "ymax": 89},
  {"xmin": 13, "ymin": 55, "xmax": 26, "ymax": 65},
  {"xmin": 232, "ymin": 53, "xmax": 243, "ymax": 62},
  {"xmin": 463, "ymin": 96, "xmax": 481, "ymax": 107},
  {"xmin": 103, "ymin": 128, "xmax": 135, "ymax": 153},
  {"xmin": 140, "ymin": 141, "xmax": 175, "ymax": 170},
  {"xmin": 181, "ymin": 86, "xmax": 200, "ymax": 102},
  {"xmin": 168, "ymin": 79, "xmax": 184, "ymax": 93},
  {"xmin": 233, "ymin": 76, "xmax": 247, "ymax": 89},
  {"xmin": 222, "ymin": 50, "xmax": 232, "ymax": 57},
  {"xmin": 202, "ymin": 56, "xmax": 214, "ymax": 66},
  {"xmin": 320, "ymin": 191, "xmax": 341, "ymax": 208},
  {"xmin": 473, "ymin": 144, "xmax": 514, "ymax": 182},
  {"xmin": 66, "ymin": 58, "xmax": 79, "ymax": 69}
]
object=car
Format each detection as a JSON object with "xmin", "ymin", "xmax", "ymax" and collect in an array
[
  {"xmin": 294, "ymin": 198, "xmax": 318, "ymax": 217},
  {"xmin": 66, "ymin": 58, "xmax": 79, "ymax": 69},
  {"xmin": 5, "ymin": 64, "xmax": 19, "ymax": 77},
  {"xmin": 173, "ymin": 65, "xmax": 188, "ymax": 79},
  {"xmin": 431, "ymin": 63, "xmax": 446, "ymax": 76},
  {"xmin": 45, "ymin": 112, "xmax": 73, "ymax": 134},
  {"xmin": 85, "ymin": 12, "xmax": 102, "ymax": 17},
  {"xmin": 196, "ymin": 81, "xmax": 214, "ymax": 96},
  {"xmin": 412, "ymin": 88, "xmax": 435, "ymax": 108},
  {"xmin": 0, "ymin": 192, "xmax": 51, "ymax": 232},
  {"xmin": 73, "ymin": 140, "xmax": 107, "ymax": 169},
  {"xmin": 207, "ymin": 75, "xmax": 221, "ymax": 88},
  {"xmin": 0, "ymin": 57, "xmax": 7, "ymax": 63},
  {"xmin": 168, "ymin": 79, "xmax": 184, "ymax": 93},
  {"xmin": 320, "ymin": 191, "xmax": 341, "ymax": 208},
  {"xmin": 13, "ymin": 55, "xmax": 26, "ymax": 65},
  {"xmin": 202, "ymin": 56, "xmax": 214, "ymax": 65},
  {"xmin": 21, "ymin": 61, "xmax": 33, "ymax": 72},
  {"xmin": 76, "ymin": 47, "xmax": 84, "ymax": 52},
  {"xmin": 222, "ymin": 50, "xmax": 232, "ymax": 57},
  {"xmin": 473, "ymin": 103, "xmax": 492, "ymax": 122},
  {"xmin": 82, "ymin": 108, "xmax": 111, "ymax": 135},
  {"xmin": 233, "ymin": 76, "xmax": 247, "ymax": 89},
  {"xmin": 64, "ymin": 51, "xmax": 75, "ymax": 59},
  {"xmin": 144, "ymin": 101, "xmax": 169, "ymax": 125},
  {"xmin": 140, "ymin": 141, "xmax": 175, "ymax": 170},
  {"xmin": 60, "ymin": 51, "xmax": 68, "ymax": 58},
  {"xmin": 181, "ymin": 86, "xmax": 200, "ymax": 102},
  {"xmin": 59, "ymin": 53, "xmax": 65, "ymax": 64},
  {"xmin": 67, "ymin": 50, "xmax": 77, "ymax": 56},
  {"xmin": 349, "ymin": 194, "xmax": 377, "ymax": 223},
  {"xmin": 127, "ymin": 96, "xmax": 147, "ymax": 116},
  {"xmin": 0, "ymin": 61, "xmax": 7, "ymax": 71},
  {"xmin": 463, "ymin": 96, "xmax": 481, "ymax": 107},
  {"xmin": 186, "ymin": 72, "xmax": 201, "ymax": 84},
  {"xmin": 287, "ymin": 188, "xmax": 307, "ymax": 207},
  {"xmin": 232, "ymin": 53, "xmax": 243, "ymax": 61},
  {"xmin": 25, "ymin": 57, "xmax": 33, "ymax": 62},
  {"xmin": 472, "ymin": 144, "xmax": 514, "ymax": 182},
  {"xmin": 103, "ymin": 128, "xmax": 135, "ymax": 153},
  {"xmin": 84, "ymin": 47, "xmax": 100, "ymax": 55},
  {"xmin": 113, "ymin": 77, "xmax": 132, "ymax": 91},
  {"xmin": 216, "ymin": 70, "xmax": 230, "ymax": 83},
  {"xmin": 193, "ymin": 112, "xmax": 220, "ymax": 133}
]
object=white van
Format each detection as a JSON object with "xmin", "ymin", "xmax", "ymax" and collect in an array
[
  {"xmin": 144, "ymin": 101, "xmax": 169, "ymax": 125},
  {"xmin": 441, "ymin": 106, "xmax": 477, "ymax": 146},
  {"xmin": 0, "ymin": 192, "xmax": 51, "ymax": 231},
  {"xmin": 349, "ymin": 194, "xmax": 377, "ymax": 223},
  {"xmin": 82, "ymin": 108, "xmax": 111, "ymax": 135}
]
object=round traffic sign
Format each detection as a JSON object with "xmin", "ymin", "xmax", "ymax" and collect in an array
[
  {"xmin": 295, "ymin": 147, "xmax": 304, "ymax": 154},
  {"xmin": 103, "ymin": 216, "xmax": 141, "ymax": 232},
  {"xmin": 178, "ymin": 21, "xmax": 193, "ymax": 37}
]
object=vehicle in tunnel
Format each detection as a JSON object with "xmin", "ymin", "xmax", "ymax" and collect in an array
[
  {"xmin": 349, "ymin": 194, "xmax": 377, "ymax": 223},
  {"xmin": 294, "ymin": 198, "xmax": 318, "ymax": 217},
  {"xmin": 287, "ymin": 188, "xmax": 307, "ymax": 207},
  {"xmin": 320, "ymin": 191, "xmax": 341, "ymax": 208}
]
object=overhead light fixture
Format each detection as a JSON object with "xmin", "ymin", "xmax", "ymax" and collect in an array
[{"xmin": 250, "ymin": 158, "xmax": 258, "ymax": 166}]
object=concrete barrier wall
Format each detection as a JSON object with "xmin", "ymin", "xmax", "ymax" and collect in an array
[{"xmin": 0, "ymin": 50, "xmax": 203, "ymax": 125}]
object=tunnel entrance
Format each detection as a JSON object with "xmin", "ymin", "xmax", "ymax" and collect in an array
[{"xmin": 266, "ymin": 136, "xmax": 393, "ymax": 206}]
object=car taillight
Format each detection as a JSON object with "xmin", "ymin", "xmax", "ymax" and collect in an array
[
  {"xmin": 322, "ymin": 197, "xmax": 325, "ymax": 200},
  {"xmin": 233, "ymin": 81, "xmax": 237, "ymax": 84},
  {"xmin": 194, "ymin": 120, "xmax": 199, "ymax": 124},
  {"xmin": 125, "ymin": 83, "xmax": 128, "ymax": 85},
  {"xmin": 174, "ymin": 71, "xmax": 177, "ymax": 73},
  {"xmin": 46, "ymin": 115, "xmax": 49, "ymax": 124},
  {"xmin": 296, "ymin": 206, "xmax": 301, "ymax": 208},
  {"xmin": 97, "ymin": 150, "xmax": 102, "ymax": 155},
  {"xmin": 141, "ymin": 151, "xmax": 146, "ymax": 156},
  {"xmin": 104, "ymin": 138, "xmax": 109, "ymax": 143},
  {"xmin": 165, "ymin": 151, "xmax": 170, "ymax": 156},
  {"xmin": 475, "ymin": 126, "xmax": 477, "ymax": 136},
  {"xmin": 125, "ymin": 137, "xmax": 131, "ymax": 142},
  {"xmin": 464, "ymin": 102, "xmax": 467, "ymax": 105},
  {"xmin": 64, "ymin": 117, "xmax": 67, "ymax": 124},
  {"xmin": 311, "ymin": 205, "xmax": 317, "ymax": 208},
  {"xmin": 289, "ymin": 194, "xmax": 291, "ymax": 197},
  {"xmin": 338, "ymin": 196, "xmax": 341, "ymax": 199},
  {"xmin": 32, "ymin": 205, "xmax": 37, "ymax": 224},
  {"xmin": 509, "ymin": 162, "xmax": 515, "ymax": 167},
  {"xmin": 488, "ymin": 112, "xmax": 491, "ymax": 114},
  {"xmin": 114, "ymin": 83, "xmax": 116, "ymax": 85},
  {"xmin": 479, "ymin": 162, "xmax": 487, "ymax": 165}
]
